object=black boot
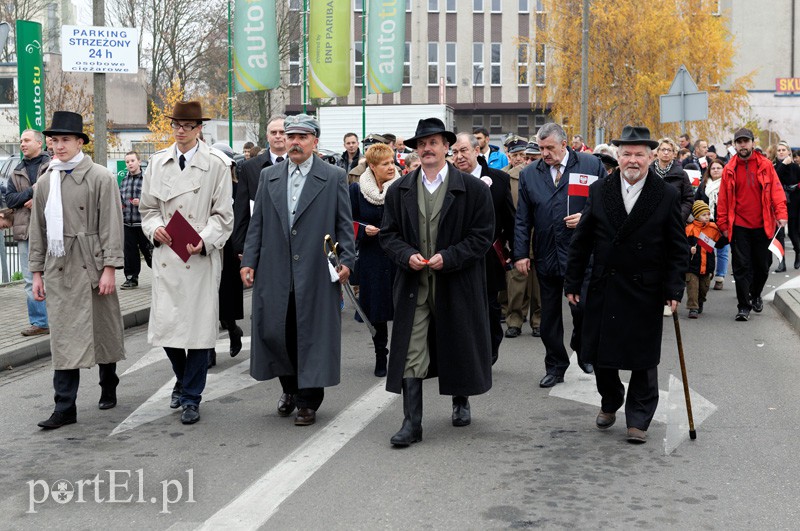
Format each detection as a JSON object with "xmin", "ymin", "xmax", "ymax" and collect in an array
[
  {"xmin": 374, "ymin": 349, "xmax": 388, "ymax": 377},
  {"xmin": 775, "ymin": 258, "xmax": 786, "ymax": 273},
  {"xmin": 452, "ymin": 395, "xmax": 471, "ymax": 427},
  {"xmin": 170, "ymin": 382, "xmax": 183, "ymax": 409},
  {"xmin": 229, "ymin": 323, "xmax": 244, "ymax": 357},
  {"xmin": 208, "ymin": 350, "xmax": 217, "ymax": 368},
  {"xmin": 795, "ymin": 252, "xmax": 800, "ymax": 270},
  {"xmin": 390, "ymin": 378, "xmax": 423, "ymax": 447},
  {"xmin": 98, "ymin": 363, "xmax": 119, "ymax": 410}
]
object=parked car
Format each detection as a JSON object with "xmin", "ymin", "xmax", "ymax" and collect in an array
[{"xmin": 0, "ymin": 155, "xmax": 19, "ymax": 208}]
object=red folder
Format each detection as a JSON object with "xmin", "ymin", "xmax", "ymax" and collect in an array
[{"xmin": 165, "ymin": 210, "xmax": 202, "ymax": 263}]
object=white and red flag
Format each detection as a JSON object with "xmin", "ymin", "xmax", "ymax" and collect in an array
[
  {"xmin": 768, "ymin": 235, "xmax": 785, "ymax": 262},
  {"xmin": 567, "ymin": 173, "xmax": 598, "ymax": 197},
  {"xmin": 685, "ymin": 169, "xmax": 702, "ymax": 188},
  {"xmin": 696, "ymin": 231, "xmax": 716, "ymax": 254}
]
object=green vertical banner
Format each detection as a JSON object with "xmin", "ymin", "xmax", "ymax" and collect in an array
[
  {"xmin": 116, "ymin": 161, "xmax": 127, "ymax": 186},
  {"xmin": 15, "ymin": 20, "xmax": 45, "ymax": 133},
  {"xmin": 233, "ymin": 0, "xmax": 280, "ymax": 92},
  {"xmin": 308, "ymin": 0, "xmax": 351, "ymax": 98},
  {"xmin": 367, "ymin": 0, "xmax": 405, "ymax": 94}
]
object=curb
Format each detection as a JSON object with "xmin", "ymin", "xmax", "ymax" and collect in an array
[
  {"xmin": 774, "ymin": 289, "xmax": 800, "ymax": 334},
  {"xmin": 0, "ymin": 307, "xmax": 150, "ymax": 371}
]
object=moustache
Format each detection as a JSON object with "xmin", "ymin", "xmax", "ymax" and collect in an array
[
  {"xmin": 289, "ymin": 146, "xmax": 304, "ymax": 153},
  {"xmin": 421, "ymin": 152, "xmax": 435, "ymax": 157}
]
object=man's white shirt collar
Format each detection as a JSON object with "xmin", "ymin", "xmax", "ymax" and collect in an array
[
  {"xmin": 176, "ymin": 141, "xmax": 200, "ymax": 163},
  {"xmin": 423, "ymin": 163, "xmax": 448, "ymax": 193}
]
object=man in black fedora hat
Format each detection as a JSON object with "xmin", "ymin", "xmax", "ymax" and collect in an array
[
  {"xmin": 139, "ymin": 100, "xmax": 234, "ymax": 425},
  {"xmin": 564, "ymin": 125, "xmax": 688, "ymax": 444},
  {"xmin": 380, "ymin": 117, "xmax": 494, "ymax": 446},
  {"xmin": 29, "ymin": 111, "xmax": 126, "ymax": 429}
]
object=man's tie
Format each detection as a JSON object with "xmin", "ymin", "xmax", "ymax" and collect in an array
[
  {"xmin": 179, "ymin": 154, "xmax": 186, "ymax": 171},
  {"xmin": 554, "ymin": 166, "xmax": 562, "ymax": 186},
  {"xmin": 276, "ymin": 156, "xmax": 284, "ymax": 163}
]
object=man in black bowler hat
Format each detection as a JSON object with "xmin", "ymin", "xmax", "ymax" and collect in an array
[
  {"xmin": 380, "ymin": 117, "xmax": 494, "ymax": 446},
  {"xmin": 565, "ymin": 125, "xmax": 688, "ymax": 444}
]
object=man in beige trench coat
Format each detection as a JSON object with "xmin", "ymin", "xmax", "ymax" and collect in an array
[
  {"xmin": 29, "ymin": 111, "xmax": 126, "ymax": 430},
  {"xmin": 139, "ymin": 101, "xmax": 233, "ymax": 425}
]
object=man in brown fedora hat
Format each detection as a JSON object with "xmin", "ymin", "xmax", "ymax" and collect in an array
[
  {"xmin": 379, "ymin": 117, "xmax": 495, "ymax": 446},
  {"xmin": 139, "ymin": 100, "xmax": 234, "ymax": 425},
  {"xmin": 564, "ymin": 125, "xmax": 688, "ymax": 444},
  {"xmin": 29, "ymin": 111, "xmax": 126, "ymax": 429}
]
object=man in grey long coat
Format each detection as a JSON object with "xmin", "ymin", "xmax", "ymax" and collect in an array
[
  {"xmin": 241, "ymin": 114, "xmax": 354, "ymax": 427},
  {"xmin": 29, "ymin": 111, "xmax": 126, "ymax": 429}
]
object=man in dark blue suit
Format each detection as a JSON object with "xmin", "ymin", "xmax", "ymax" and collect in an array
[{"xmin": 513, "ymin": 123, "xmax": 606, "ymax": 387}]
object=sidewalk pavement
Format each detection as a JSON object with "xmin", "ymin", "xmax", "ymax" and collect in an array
[{"xmin": 0, "ymin": 265, "xmax": 798, "ymax": 372}]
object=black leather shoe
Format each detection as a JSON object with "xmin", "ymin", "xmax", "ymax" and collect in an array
[
  {"xmin": 181, "ymin": 405, "xmax": 200, "ymax": 424},
  {"xmin": 452, "ymin": 396, "xmax": 471, "ymax": 427},
  {"xmin": 295, "ymin": 408, "xmax": 316, "ymax": 426},
  {"xmin": 277, "ymin": 393, "xmax": 296, "ymax": 417},
  {"xmin": 795, "ymin": 253, "xmax": 800, "ymax": 270},
  {"xmin": 531, "ymin": 327, "xmax": 541, "ymax": 337},
  {"xmin": 38, "ymin": 411, "xmax": 77, "ymax": 429},
  {"xmin": 504, "ymin": 326, "xmax": 521, "ymax": 338},
  {"xmin": 775, "ymin": 259, "xmax": 786, "ymax": 273},
  {"xmin": 170, "ymin": 382, "xmax": 182, "ymax": 409},
  {"xmin": 539, "ymin": 374, "xmax": 564, "ymax": 388},
  {"xmin": 578, "ymin": 361, "xmax": 594, "ymax": 374},
  {"xmin": 229, "ymin": 325, "xmax": 244, "ymax": 357},
  {"xmin": 98, "ymin": 394, "xmax": 117, "ymax": 410},
  {"xmin": 596, "ymin": 411, "xmax": 616, "ymax": 429},
  {"xmin": 735, "ymin": 309, "xmax": 750, "ymax": 322},
  {"xmin": 751, "ymin": 296, "xmax": 763, "ymax": 313}
]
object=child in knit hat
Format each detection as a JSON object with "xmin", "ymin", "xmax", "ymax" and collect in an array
[{"xmin": 685, "ymin": 200, "xmax": 728, "ymax": 318}]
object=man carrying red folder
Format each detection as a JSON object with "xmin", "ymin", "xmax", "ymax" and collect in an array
[{"xmin": 139, "ymin": 101, "xmax": 234, "ymax": 425}]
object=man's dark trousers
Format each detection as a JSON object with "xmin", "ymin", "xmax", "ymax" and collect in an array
[
  {"xmin": 279, "ymin": 291, "xmax": 324, "ymax": 410},
  {"xmin": 595, "ymin": 367, "xmax": 659, "ymax": 430},
  {"xmin": 731, "ymin": 226, "xmax": 771, "ymax": 311},
  {"xmin": 537, "ymin": 274, "xmax": 584, "ymax": 376},
  {"xmin": 123, "ymin": 224, "xmax": 152, "ymax": 279}
]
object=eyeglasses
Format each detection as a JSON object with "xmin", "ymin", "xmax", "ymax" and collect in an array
[
  {"xmin": 171, "ymin": 122, "xmax": 201, "ymax": 131},
  {"xmin": 658, "ymin": 147, "xmax": 674, "ymax": 153}
]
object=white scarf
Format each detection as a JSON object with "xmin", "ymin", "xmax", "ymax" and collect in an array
[
  {"xmin": 705, "ymin": 177, "xmax": 721, "ymax": 220},
  {"xmin": 359, "ymin": 166, "xmax": 400, "ymax": 205},
  {"xmin": 44, "ymin": 151, "xmax": 85, "ymax": 256}
]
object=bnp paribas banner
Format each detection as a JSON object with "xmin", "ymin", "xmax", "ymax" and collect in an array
[
  {"xmin": 233, "ymin": 0, "xmax": 280, "ymax": 92},
  {"xmin": 16, "ymin": 20, "xmax": 45, "ymax": 133},
  {"xmin": 367, "ymin": 0, "xmax": 406, "ymax": 94},
  {"xmin": 308, "ymin": 0, "xmax": 351, "ymax": 98}
]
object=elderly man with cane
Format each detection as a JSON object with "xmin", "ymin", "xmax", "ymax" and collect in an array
[{"xmin": 565, "ymin": 126, "xmax": 688, "ymax": 444}]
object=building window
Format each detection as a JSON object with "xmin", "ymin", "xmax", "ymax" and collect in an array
[
  {"xmin": 428, "ymin": 0, "xmax": 439, "ymax": 12},
  {"xmin": 473, "ymin": 0, "xmax": 484, "ymax": 12},
  {"xmin": 534, "ymin": 43, "xmax": 545, "ymax": 86},
  {"xmin": 517, "ymin": 43, "xmax": 529, "ymax": 86},
  {"xmin": 519, "ymin": 0, "xmax": 529, "ymax": 12},
  {"xmin": 446, "ymin": 0, "xmax": 457, "ymax": 12},
  {"xmin": 0, "ymin": 77, "xmax": 14, "ymax": 105},
  {"xmin": 491, "ymin": 0, "xmax": 501, "ymax": 13},
  {"xmin": 490, "ymin": 114, "xmax": 502, "ymax": 135},
  {"xmin": 445, "ymin": 42, "xmax": 456, "ymax": 86},
  {"xmin": 518, "ymin": 115, "xmax": 529, "ymax": 137},
  {"xmin": 428, "ymin": 42, "xmax": 439, "ymax": 85},
  {"xmin": 289, "ymin": 42, "xmax": 301, "ymax": 86},
  {"xmin": 289, "ymin": 0, "xmax": 301, "ymax": 11},
  {"xmin": 355, "ymin": 41, "xmax": 364, "ymax": 85},
  {"xmin": 472, "ymin": 115, "xmax": 484, "ymax": 130},
  {"xmin": 403, "ymin": 42, "xmax": 411, "ymax": 85},
  {"xmin": 406, "ymin": 0, "xmax": 412, "ymax": 11},
  {"xmin": 490, "ymin": 42, "xmax": 501, "ymax": 85},
  {"xmin": 354, "ymin": 0, "xmax": 363, "ymax": 11},
  {"xmin": 472, "ymin": 42, "xmax": 484, "ymax": 85},
  {"xmin": 535, "ymin": 0, "xmax": 545, "ymax": 12}
]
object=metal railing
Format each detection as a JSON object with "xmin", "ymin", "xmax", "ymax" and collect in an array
[{"xmin": 1, "ymin": 229, "xmax": 21, "ymax": 284}]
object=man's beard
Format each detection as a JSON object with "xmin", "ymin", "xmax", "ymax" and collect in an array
[
  {"xmin": 737, "ymin": 147, "xmax": 753, "ymax": 159},
  {"xmin": 622, "ymin": 167, "xmax": 645, "ymax": 182}
]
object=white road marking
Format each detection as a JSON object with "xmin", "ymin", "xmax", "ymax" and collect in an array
[
  {"xmin": 121, "ymin": 337, "xmax": 251, "ymax": 376},
  {"xmin": 763, "ymin": 275, "xmax": 800, "ymax": 302},
  {"xmin": 549, "ymin": 354, "xmax": 717, "ymax": 454},
  {"xmin": 109, "ymin": 359, "xmax": 258, "ymax": 436},
  {"xmin": 196, "ymin": 381, "xmax": 398, "ymax": 530}
]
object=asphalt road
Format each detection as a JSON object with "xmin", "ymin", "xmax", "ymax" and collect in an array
[{"xmin": 1, "ymin": 269, "xmax": 799, "ymax": 530}]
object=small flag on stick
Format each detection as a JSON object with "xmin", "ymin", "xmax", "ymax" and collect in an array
[{"xmin": 768, "ymin": 234, "xmax": 785, "ymax": 262}]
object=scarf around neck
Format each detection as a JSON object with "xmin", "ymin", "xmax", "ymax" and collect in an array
[
  {"xmin": 359, "ymin": 166, "xmax": 400, "ymax": 205},
  {"xmin": 44, "ymin": 151, "xmax": 85, "ymax": 256}
]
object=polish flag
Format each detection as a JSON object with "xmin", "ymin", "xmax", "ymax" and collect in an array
[
  {"xmin": 696, "ymin": 231, "xmax": 716, "ymax": 253},
  {"xmin": 567, "ymin": 173, "xmax": 598, "ymax": 197},
  {"xmin": 685, "ymin": 169, "xmax": 702, "ymax": 188},
  {"xmin": 768, "ymin": 236, "xmax": 785, "ymax": 262}
]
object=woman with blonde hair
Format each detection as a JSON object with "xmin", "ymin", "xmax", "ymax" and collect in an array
[{"xmin": 349, "ymin": 143, "xmax": 402, "ymax": 376}]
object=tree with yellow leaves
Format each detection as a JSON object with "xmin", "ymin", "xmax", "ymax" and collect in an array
[
  {"xmin": 527, "ymin": 0, "xmax": 754, "ymax": 141},
  {"xmin": 145, "ymin": 79, "xmax": 228, "ymax": 150}
]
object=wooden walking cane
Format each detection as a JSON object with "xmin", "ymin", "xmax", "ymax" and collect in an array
[{"xmin": 672, "ymin": 311, "xmax": 697, "ymax": 440}]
